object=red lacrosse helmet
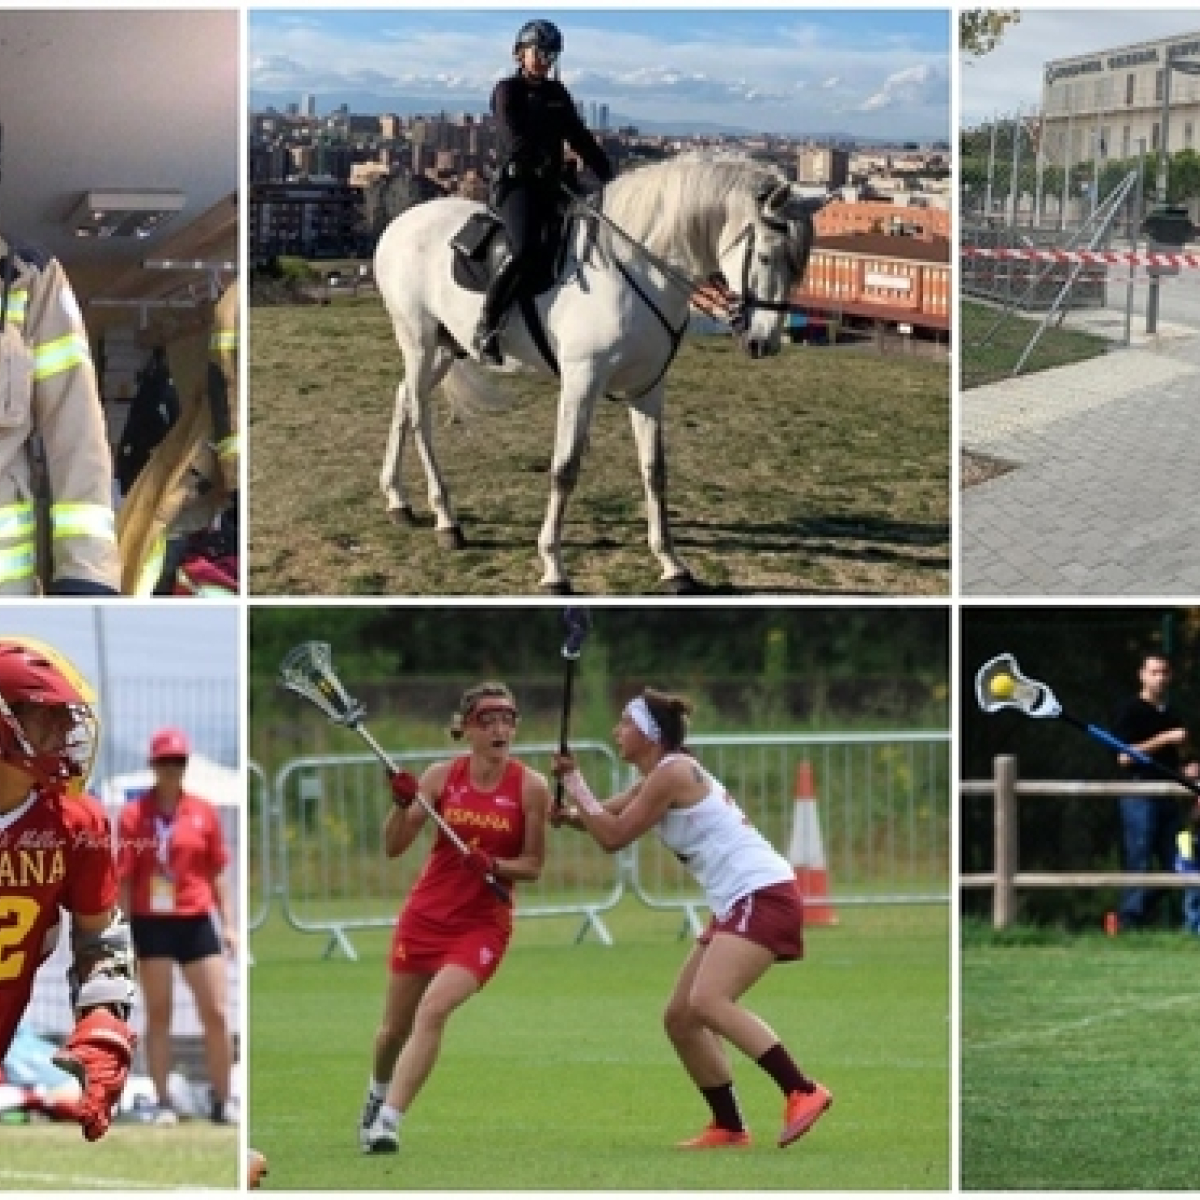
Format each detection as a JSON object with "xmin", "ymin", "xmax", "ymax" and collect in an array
[
  {"xmin": 0, "ymin": 637, "xmax": 98, "ymax": 788},
  {"xmin": 149, "ymin": 727, "xmax": 190, "ymax": 763}
]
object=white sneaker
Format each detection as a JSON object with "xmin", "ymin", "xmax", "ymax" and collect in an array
[
  {"xmin": 362, "ymin": 1112, "xmax": 399, "ymax": 1154},
  {"xmin": 358, "ymin": 1093, "xmax": 382, "ymax": 1151}
]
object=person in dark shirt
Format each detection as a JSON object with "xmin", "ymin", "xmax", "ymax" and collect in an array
[
  {"xmin": 1110, "ymin": 652, "xmax": 1190, "ymax": 931},
  {"xmin": 475, "ymin": 19, "xmax": 615, "ymax": 364}
]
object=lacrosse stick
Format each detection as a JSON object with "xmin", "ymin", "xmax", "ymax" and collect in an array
[
  {"xmin": 975, "ymin": 652, "xmax": 1200, "ymax": 796},
  {"xmin": 553, "ymin": 608, "xmax": 592, "ymax": 812},
  {"xmin": 278, "ymin": 641, "xmax": 511, "ymax": 902}
]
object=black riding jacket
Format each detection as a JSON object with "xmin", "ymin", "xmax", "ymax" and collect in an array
[{"xmin": 491, "ymin": 72, "xmax": 614, "ymax": 189}]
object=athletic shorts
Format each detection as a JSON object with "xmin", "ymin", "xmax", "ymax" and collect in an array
[
  {"xmin": 131, "ymin": 913, "xmax": 222, "ymax": 966},
  {"xmin": 698, "ymin": 880, "xmax": 805, "ymax": 962},
  {"xmin": 389, "ymin": 917, "xmax": 511, "ymax": 988}
]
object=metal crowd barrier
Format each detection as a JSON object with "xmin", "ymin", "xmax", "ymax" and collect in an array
[
  {"xmin": 270, "ymin": 741, "xmax": 623, "ymax": 958},
  {"xmin": 630, "ymin": 732, "xmax": 952, "ymax": 933},
  {"xmin": 252, "ymin": 731, "xmax": 950, "ymax": 957}
]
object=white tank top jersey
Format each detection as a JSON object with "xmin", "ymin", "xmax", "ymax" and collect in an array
[{"xmin": 653, "ymin": 754, "xmax": 794, "ymax": 918}]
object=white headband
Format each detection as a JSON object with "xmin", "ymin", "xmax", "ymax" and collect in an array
[{"xmin": 625, "ymin": 697, "xmax": 661, "ymax": 743}]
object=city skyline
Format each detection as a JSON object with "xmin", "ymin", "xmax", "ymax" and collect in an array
[
  {"xmin": 961, "ymin": 11, "xmax": 1200, "ymax": 127},
  {"xmin": 250, "ymin": 9, "xmax": 950, "ymax": 141}
]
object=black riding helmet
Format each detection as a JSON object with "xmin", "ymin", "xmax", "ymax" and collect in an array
[{"xmin": 514, "ymin": 19, "xmax": 563, "ymax": 59}]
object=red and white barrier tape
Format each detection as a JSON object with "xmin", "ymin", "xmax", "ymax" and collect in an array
[{"xmin": 962, "ymin": 247, "xmax": 1200, "ymax": 268}]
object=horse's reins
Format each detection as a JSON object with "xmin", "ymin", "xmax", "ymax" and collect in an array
[{"xmin": 561, "ymin": 186, "xmax": 796, "ymax": 401}]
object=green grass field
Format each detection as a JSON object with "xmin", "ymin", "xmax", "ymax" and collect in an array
[
  {"xmin": 249, "ymin": 900, "xmax": 949, "ymax": 1190},
  {"xmin": 961, "ymin": 928, "xmax": 1200, "ymax": 1189},
  {"xmin": 249, "ymin": 299, "xmax": 950, "ymax": 596},
  {"xmin": 960, "ymin": 298, "xmax": 1110, "ymax": 390},
  {"xmin": 0, "ymin": 1120, "xmax": 237, "ymax": 1191}
]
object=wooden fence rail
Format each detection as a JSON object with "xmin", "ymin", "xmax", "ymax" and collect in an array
[{"xmin": 960, "ymin": 754, "xmax": 1195, "ymax": 928}]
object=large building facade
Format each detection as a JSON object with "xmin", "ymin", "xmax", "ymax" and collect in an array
[{"xmin": 1041, "ymin": 30, "xmax": 1200, "ymax": 165}]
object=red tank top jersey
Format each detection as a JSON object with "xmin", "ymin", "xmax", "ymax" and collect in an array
[
  {"xmin": 117, "ymin": 790, "xmax": 229, "ymax": 917},
  {"xmin": 0, "ymin": 789, "xmax": 117, "ymax": 1055},
  {"xmin": 404, "ymin": 757, "xmax": 527, "ymax": 933}
]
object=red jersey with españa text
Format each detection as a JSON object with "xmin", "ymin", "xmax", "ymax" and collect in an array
[
  {"xmin": 401, "ymin": 757, "xmax": 527, "ymax": 935},
  {"xmin": 117, "ymin": 790, "xmax": 229, "ymax": 917},
  {"xmin": 0, "ymin": 788, "xmax": 117, "ymax": 1057}
]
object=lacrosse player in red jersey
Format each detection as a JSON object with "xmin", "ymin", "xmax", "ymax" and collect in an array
[
  {"xmin": 359, "ymin": 682, "xmax": 551, "ymax": 1153},
  {"xmin": 552, "ymin": 687, "xmax": 832, "ymax": 1150},
  {"xmin": 0, "ymin": 637, "xmax": 137, "ymax": 1141}
]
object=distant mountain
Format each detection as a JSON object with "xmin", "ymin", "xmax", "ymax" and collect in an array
[{"xmin": 248, "ymin": 90, "xmax": 936, "ymax": 144}]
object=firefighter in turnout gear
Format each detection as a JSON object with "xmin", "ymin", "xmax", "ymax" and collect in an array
[
  {"xmin": 116, "ymin": 277, "xmax": 239, "ymax": 595},
  {"xmin": 474, "ymin": 19, "xmax": 614, "ymax": 365},
  {"xmin": 0, "ymin": 236, "xmax": 119, "ymax": 593}
]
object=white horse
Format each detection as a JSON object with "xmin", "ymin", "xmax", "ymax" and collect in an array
[{"xmin": 374, "ymin": 154, "xmax": 825, "ymax": 594}]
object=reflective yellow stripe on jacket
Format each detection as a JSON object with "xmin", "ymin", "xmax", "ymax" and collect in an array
[
  {"xmin": 0, "ymin": 501, "xmax": 37, "ymax": 585},
  {"xmin": 210, "ymin": 329, "xmax": 238, "ymax": 352},
  {"xmin": 215, "ymin": 433, "xmax": 240, "ymax": 463},
  {"xmin": 133, "ymin": 531, "xmax": 167, "ymax": 596},
  {"xmin": 33, "ymin": 332, "xmax": 91, "ymax": 382},
  {"xmin": 2, "ymin": 289, "xmax": 28, "ymax": 329},
  {"xmin": 49, "ymin": 502, "xmax": 116, "ymax": 543}
]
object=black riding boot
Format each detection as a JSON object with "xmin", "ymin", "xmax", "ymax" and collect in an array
[{"xmin": 475, "ymin": 255, "xmax": 524, "ymax": 365}]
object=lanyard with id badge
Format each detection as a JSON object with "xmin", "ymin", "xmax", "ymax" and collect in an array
[{"xmin": 151, "ymin": 812, "xmax": 176, "ymax": 913}]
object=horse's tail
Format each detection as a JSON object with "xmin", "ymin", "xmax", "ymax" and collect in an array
[{"xmin": 440, "ymin": 358, "xmax": 515, "ymax": 421}]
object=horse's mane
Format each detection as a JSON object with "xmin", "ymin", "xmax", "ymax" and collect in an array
[{"xmin": 599, "ymin": 152, "xmax": 793, "ymax": 274}]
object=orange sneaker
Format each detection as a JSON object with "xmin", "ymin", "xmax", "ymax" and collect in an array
[
  {"xmin": 676, "ymin": 1123, "xmax": 752, "ymax": 1149},
  {"xmin": 778, "ymin": 1084, "xmax": 832, "ymax": 1148}
]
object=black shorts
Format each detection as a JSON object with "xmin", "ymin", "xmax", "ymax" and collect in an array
[{"xmin": 130, "ymin": 913, "xmax": 221, "ymax": 966}]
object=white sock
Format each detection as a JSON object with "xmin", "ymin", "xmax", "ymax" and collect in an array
[
  {"xmin": 369, "ymin": 1079, "xmax": 388, "ymax": 1101},
  {"xmin": 379, "ymin": 1103, "xmax": 402, "ymax": 1128}
]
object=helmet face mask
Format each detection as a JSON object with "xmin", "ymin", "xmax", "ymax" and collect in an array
[{"xmin": 0, "ymin": 638, "xmax": 98, "ymax": 790}]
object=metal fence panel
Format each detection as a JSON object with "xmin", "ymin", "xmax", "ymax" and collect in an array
[
  {"xmin": 630, "ymin": 733, "xmax": 951, "ymax": 919},
  {"xmin": 274, "ymin": 741, "xmax": 624, "ymax": 956},
  {"xmin": 248, "ymin": 759, "xmax": 272, "ymax": 930}
]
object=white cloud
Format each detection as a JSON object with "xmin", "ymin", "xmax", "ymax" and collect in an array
[{"xmin": 859, "ymin": 63, "xmax": 938, "ymax": 113}]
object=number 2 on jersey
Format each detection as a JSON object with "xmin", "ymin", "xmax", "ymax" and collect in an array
[{"xmin": 0, "ymin": 896, "xmax": 40, "ymax": 981}]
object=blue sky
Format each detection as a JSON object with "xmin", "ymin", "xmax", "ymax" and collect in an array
[{"xmin": 249, "ymin": 8, "xmax": 950, "ymax": 140}]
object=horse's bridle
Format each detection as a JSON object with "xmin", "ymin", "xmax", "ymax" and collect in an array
[
  {"xmin": 714, "ymin": 218, "xmax": 796, "ymax": 336},
  {"xmin": 564, "ymin": 188, "xmax": 801, "ymax": 398}
]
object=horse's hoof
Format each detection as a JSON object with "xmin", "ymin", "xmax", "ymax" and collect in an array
[
  {"xmin": 539, "ymin": 581, "xmax": 574, "ymax": 596},
  {"xmin": 436, "ymin": 526, "xmax": 466, "ymax": 550},
  {"xmin": 389, "ymin": 505, "xmax": 419, "ymax": 527},
  {"xmin": 662, "ymin": 572, "xmax": 702, "ymax": 596}
]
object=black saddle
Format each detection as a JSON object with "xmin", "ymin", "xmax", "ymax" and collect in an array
[{"xmin": 449, "ymin": 207, "xmax": 572, "ymax": 296}]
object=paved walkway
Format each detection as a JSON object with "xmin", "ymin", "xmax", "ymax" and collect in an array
[{"xmin": 961, "ymin": 314, "xmax": 1200, "ymax": 595}]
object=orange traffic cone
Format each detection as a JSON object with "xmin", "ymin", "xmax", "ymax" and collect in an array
[{"xmin": 787, "ymin": 761, "xmax": 837, "ymax": 926}]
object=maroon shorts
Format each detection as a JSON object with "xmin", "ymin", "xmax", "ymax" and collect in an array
[
  {"xmin": 698, "ymin": 880, "xmax": 805, "ymax": 962},
  {"xmin": 389, "ymin": 917, "xmax": 511, "ymax": 988}
]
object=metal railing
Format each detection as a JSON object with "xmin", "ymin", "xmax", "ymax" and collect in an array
[
  {"xmin": 631, "ymin": 732, "xmax": 951, "ymax": 933},
  {"xmin": 961, "ymin": 754, "xmax": 1194, "ymax": 928},
  {"xmin": 271, "ymin": 741, "xmax": 623, "ymax": 958},
  {"xmin": 252, "ymin": 730, "xmax": 950, "ymax": 955}
]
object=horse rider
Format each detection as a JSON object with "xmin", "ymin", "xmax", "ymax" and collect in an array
[{"xmin": 475, "ymin": 19, "xmax": 615, "ymax": 365}]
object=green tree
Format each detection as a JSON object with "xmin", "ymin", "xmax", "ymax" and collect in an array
[{"xmin": 960, "ymin": 9, "xmax": 1020, "ymax": 59}]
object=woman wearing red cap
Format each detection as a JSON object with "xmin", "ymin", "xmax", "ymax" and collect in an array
[{"xmin": 117, "ymin": 727, "xmax": 235, "ymax": 1125}]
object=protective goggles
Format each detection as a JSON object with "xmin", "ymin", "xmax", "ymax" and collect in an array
[{"xmin": 467, "ymin": 703, "xmax": 519, "ymax": 729}]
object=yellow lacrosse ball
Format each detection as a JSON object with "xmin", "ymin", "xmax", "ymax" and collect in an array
[{"xmin": 990, "ymin": 672, "xmax": 1016, "ymax": 700}]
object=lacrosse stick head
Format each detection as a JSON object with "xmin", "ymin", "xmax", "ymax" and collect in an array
[
  {"xmin": 561, "ymin": 607, "xmax": 592, "ymax": 660},
  {"xmin": 278, "ymin": 641, "xmax": 365, "ymax": 727},
  {"xmin": 975, "ymin": 653, "xmax": 1062, "ymax": 719}
]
